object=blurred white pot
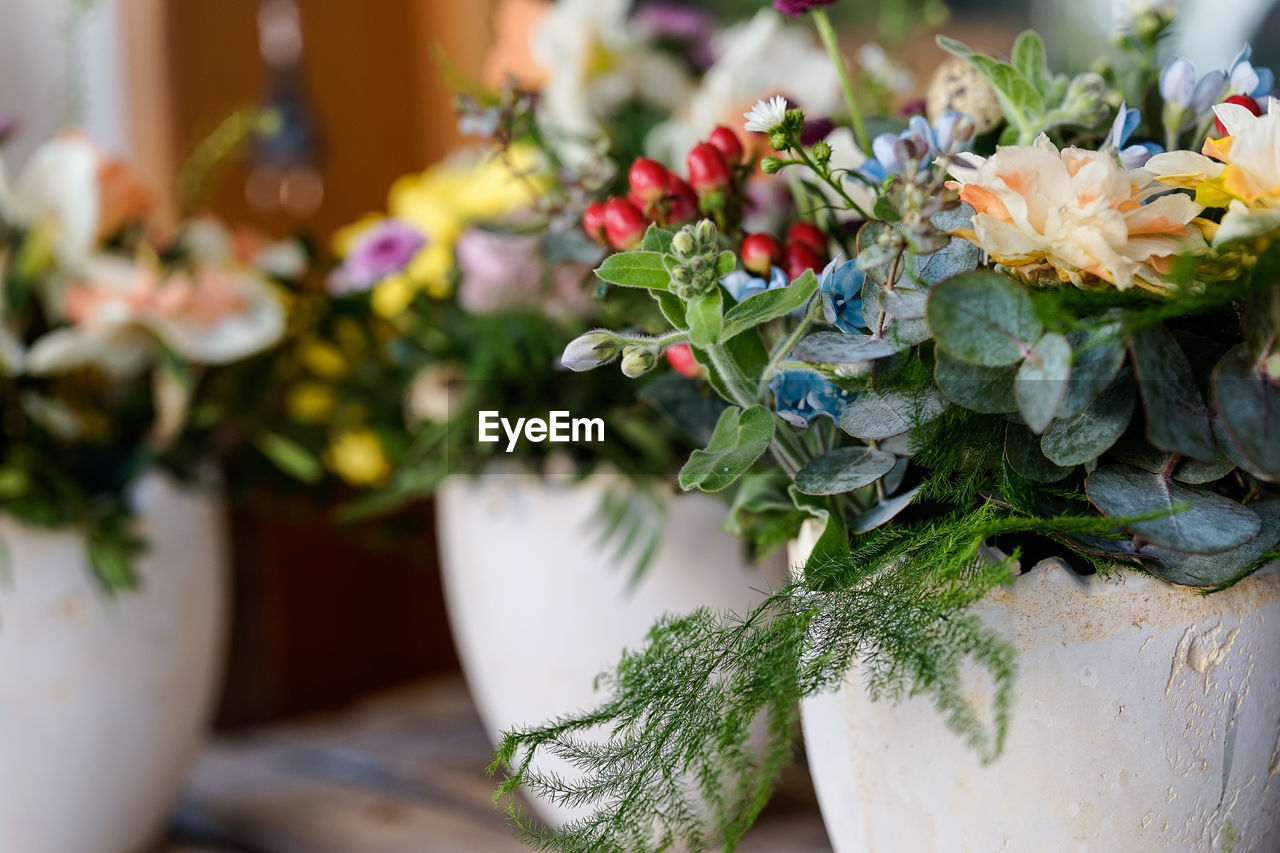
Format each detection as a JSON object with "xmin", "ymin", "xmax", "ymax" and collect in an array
[
  {"xmin": 437, "ymin": 470, "xmax": 787, "ymax": 826},
  {"xmin": 0, "ymin": 472, "xmax": 229, "ymax": 853},
  {"xmin": 790, "ymin": 523, "xmax": 1280, "ymax": 852}
]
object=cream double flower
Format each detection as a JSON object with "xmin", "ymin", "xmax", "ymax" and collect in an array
[
  {"xmin": 945, "ymin": 135, "xmax": 1206, "ymax": 292},
  {"xmin": 1146, "ymin": 98, "xmax": 1280, "ymax": 246}
]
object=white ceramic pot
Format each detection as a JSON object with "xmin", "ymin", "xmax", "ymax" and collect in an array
[
  {"xmin": 790, "ymin": 524, "xmax": 1280, "ymax": 853},
  {"xmin": 437, "ymin": 471, "xmax": 787, "ymax": 825},
  {"xmin": 0, "ymin": 472, "xmax": 229, "ymax": 853}
]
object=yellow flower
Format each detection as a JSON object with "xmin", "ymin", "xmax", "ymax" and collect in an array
[
  {"xmin": 330, "ymin": 212, "xmax": 386, "ymax": 257},
  {"xmin": 300, "ymin": 340, "xmax": 347, "ymax": 378},
  {"xmin": 371, "ymin": 274, "xmax": 415, "ymax": 319},
  {"xmin": 326, "ymin": 430, "xmax": 392, "ymax": 487},
  {"xmin": 945, "ymin": 135, "xmax": 1206, "ymax": 293},
  {"xmin": 286, "ymin": 381, "xmax": 336, "ymax": 423},
  {"xmin": 1146, "ymin": 97, "xmax": 1280, "ymax": 246}
]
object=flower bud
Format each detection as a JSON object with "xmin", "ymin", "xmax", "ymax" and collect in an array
[
  {"xmin": 708, "ymin": 126, "xmax": 745, "ymax": 165},
  {"xmin": 784, "ymin": 241, "xmax": 824, "ymax": 280},
  {"xmin": 761, "ymin": 156, "xmax": 785, "ymax": 175},
  {"xmin": 787, "ymin": 222, "xmax": 827, "ymax": 254},
  {"xmin": 687, "ymin": 142, "xmax": 731, "ymax": 195},
  {"xmin": 1063, "ymin": 72, "xmax": 1108, "ymax": 125},
  {"xmin": 582, "ymin": 202, "xmax": 608, "ymax": 244},
  {"xmin": 603, "ymin": 198, "xmax": 648, "ymax": 250},
  {"xmin": 620, "ymin": 344, "xmax": 658, "ymax": 378},
  {"xmin": 742, "ymin": 233, "xmax": 782, "ymax": 276},
  {"xmin": 665, "ymin": 343, "xmax": 702, "ymax": 378},
  {"xmin": 628, "ymin": 157, "xmax": 670, "ymax": 204},
  {"xmin": 812, "ymin": 140, "xmax": 832, "ymax": 163},
  {"xmin": 769, "ymin": 130, "xmax": 790, "ymax": 150},
  {"xmin": 671, "ymin": 230, "xmax": 695, "ymax": 257},
  {"xmin": 694, "ymin": 219, "xmax": 718, "ymax": 246},
  {"xmin": 562, "ymin": 330, "xmax": 621, "ymax": 372}
]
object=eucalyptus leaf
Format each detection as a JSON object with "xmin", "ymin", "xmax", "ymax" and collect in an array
[
  {"xmin": 1129, "ymin": 323, "xmax": 1216, "ymax": 462},
  {"xmin": 882, "ymin": 456, "xmax": 910, "ymax": 494},
  {"xmin": 795, "ymin": 447, "xmax": 897, "ymax": 496},
  {"xmin": 1085, "ymin": 464, "xmax": 1261, "ymax": 554},
  {"xmin": 1040, "ymin": 373, "xmax": 1134, "ymax": 466},
  {"xmin": 913, "ymin": 206, "xmax": 980, "ymax": 286},
  {"xmin": 881, "ymin": 286, "xmax": 928, "ymax": 320},
  {"xmin": 851, "ymin": 486, "xmax": 921, "ymax": 534},
  {"xmin": 1006, "ymin": 424, "xmax": 1072, "ymax": 483},
  {"xmin": 1015, "ymin": 332, "xmax": 1072, "ymax": 433},
  {"xmin": 722, "ymin": 269, "xmax": 817, "ymax": 340},
  {"xmin": 687, "ymin": 289, "xmax": 724, "ymax": 348},
  {"xmin": 678, "ymin": 405, "xmax": 775, "ymax": 492},
  {"xmin": 1212, "ymin": 344, "xmax": 1280, "ymax": 481},
  {"xmin": 934, "ymin": 349, "xmax": 1018, "ymax": 413},
  {"xmin": 1243, "ymin": 284, "xmax": 1280, "ymax": 362},
  {"xmin": 1058, "ymin": 326, "xmax": 1126, "ymax": 417},
  {"xmin": 1138, "ymin": 498, "xmax": 1280, "ymax": 588},
  {"xmin": 1173, "ymin": 447, "xmax": 1236, "ymax": 485},
  {"xmin": 839, "ymin": 388, "xmax": 948, "ymax": 440},
  {"xmin": 595, "ymin": 251, "xmax": 671, "ymax": 290},
  {"xmin": 794, "ymin": 332, "xmax": 898, "ymax": 364},
  {"xmin": 926, "ymin": 271, "xmax": 1042, "ymax": 367}
]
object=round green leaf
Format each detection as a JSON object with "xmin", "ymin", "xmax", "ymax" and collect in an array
[
  {"xmin": 839, "ymin": 388, "xmax": 948, "ymax": 440},
  {"xmin": 1213, "ymin": 344, "xmax": 1280, "ymax": 481},
  {"xmin": 926, "ymin": 271, "xmax": 1042, "ymax": 367},
  {"xmin": 934, "ymin": 349, "xmax": 1018, "ymax": 413},
  {"xmin": 1005, "ymin": 423, "xmax": 1071, "ymax": 483},
  {"xmin": 794, "ymin": 332, "xmax": 898, "ymax": 364},
  {"xmin": 1015, "ymin": 332, "xmax": 1072, "ymax": 433},
  {"xmin": 1138, "ymin": 498, "xmax": 1280, "ymax": 588},
  {"xmin": 1085, "ymin": 464, "xmax": 1261, "ymax": 555},
  {"xmin": 1129, "ymin": 323, "xmax": 1216, "ymax": 462},
  {"xmin": 1040, "ymin": 374, "xmax": 1133, "ymax": 466}
]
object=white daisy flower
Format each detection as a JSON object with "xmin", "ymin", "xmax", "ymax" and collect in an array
[{"xmin": 744, "ymin": 95, "xmax": 790, "ymax": 134}]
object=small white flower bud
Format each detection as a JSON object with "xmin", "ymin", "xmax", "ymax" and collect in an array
[
  {"xmin": 620, "ymin": 344, "xmax": 658, "ymax": 378},
  {"xmin": 561, "ymin": 330, "xmax": 621, "ymax": 372}
]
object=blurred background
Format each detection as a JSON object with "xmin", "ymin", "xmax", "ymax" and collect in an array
[{"xmin": 1, "ymin": 0, "xmax": 1277, "ymax": 849}]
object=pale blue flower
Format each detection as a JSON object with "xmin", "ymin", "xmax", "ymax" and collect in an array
[
  {"xmin": 1103, "ymin": 102, "xmax": 1161, "ymax": 168},
  {"xmin": 858, "ymin": 111, "xmax": 974, "ymax": 182},
  {"xmin": 1228, "ymin": 44, "xmax": 1275, "ymax": 99},
  {"xmin": 1159, "ymin": 58, "xmax": 1226, "ymax": 115},
  {"xmin": 770, "ymin": 370, "xmax": 854, "ymax": 428},
  {"xmin": 818, "ymin": 256, "xmax": 868, "ymax": 334},
  {"xmin": 721, "ymin": 265, "xmax": 789, "ymax": 302}
]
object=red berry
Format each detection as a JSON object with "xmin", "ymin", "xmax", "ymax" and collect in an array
[
  {"xmin": 686, "ymin": 142, "xmax": 731, "ymax": 195},
  {"xmin": 787, "ymin": 221, "xmax": 827, "ymax": 255},
  {"xmin": 664, "ymin": 175, "xmax": 699, "ymax": 226},
  {"xmin": 1214, "ymin": 95, "xmax": 1262, "ymax": 137},
  {"xmin": 603, "ymin": 198, "xmax": 648, "ymax": 250},
  {"xmin": 628, "ymin": 157, "xmax": 670, "ymax": 204},
  {"xmin": 741, "ymin": 233, "xmax": 782, "ymax": 276},
  {"xmin": 665, "ymin": 344, "xmax": 702, "ymax": 378},
  {"xmin": 583, "ymin": 202, "xmax": 608, "ymax": 244},
  {"xmin": 785, "ymin": 242, "xmax": 824, "ymax": 280},
  {"xmin": 708, "ymin": 126, "xmax": 745, "ymax": 165}
]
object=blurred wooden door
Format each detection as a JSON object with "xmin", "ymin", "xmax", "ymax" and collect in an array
[{"xmin": 123, "ymin": 0, "xmax": 496, "ymax": 724}]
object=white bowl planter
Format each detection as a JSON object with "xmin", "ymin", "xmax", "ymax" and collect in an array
[
  {"xmin": 437, "ymin": 471, "xmax": 787, "ymax": 826},
  {"xmin": 0, "ymin": 472, "xmax": 229, "ymax": 853},
  {"xmin": 790, "ymin": 524, "xmax": 1280, "ymax": 852}
]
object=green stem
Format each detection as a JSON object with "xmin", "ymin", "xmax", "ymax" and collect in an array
[
  {"xmin": 758, "ymin": 300, "xmax": 819, "ymax": 398},
  {"xmin": 812, "ymin": 8, "xmax": 870, "ymax": 156}
]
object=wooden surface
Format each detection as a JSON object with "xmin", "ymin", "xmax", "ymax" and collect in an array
[{"xmin": 162, "ymin": 676, "xmax": 833, "ymax": 852}]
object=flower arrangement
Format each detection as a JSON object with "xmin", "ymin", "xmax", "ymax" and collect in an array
[
  {"xmin": 0, "ymin": 132, "xmax": 292, "ymax": 587},
  {"xmin": 489, "ymin": 3, "xmax": 1280, "ymax": 849}
]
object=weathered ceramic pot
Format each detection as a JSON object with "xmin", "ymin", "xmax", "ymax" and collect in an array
[
  {"xmin": 437, "ymin": 470, "xmax": 787, "ymax": 826},
  {"xmin": 0, "ymin": 473, "xmax": 229, "ymax": 853},
  {"xmin": 790, "ymin": 522, "xmax": 1280, "ymax": 852}
]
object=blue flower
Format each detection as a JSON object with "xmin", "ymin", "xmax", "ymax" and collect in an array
[
  {"xmin": 770, "ymin": 370, "xmax": 855, "ymax": 428},
  {"xmin": 1159, "ymin": 58, "xmax": 1226, "ymax": 115},
  {"xmin": 818, "ymin": 256, "xmax": 868, "ymax": 333},
  {"xmin": 721, "ymin": 265, "xmax": 788, "ymax": 302},
  {"xmin": 858, "ymin": 111, "xmax": 974, "ymax": 182},
  {"xmin": 1103, "ymin": 102, "xmax": 1162, "ymax": 168},
  {"xmin": 1228, "ymin": 44, "xmax": 1275, "ymax": 99}
]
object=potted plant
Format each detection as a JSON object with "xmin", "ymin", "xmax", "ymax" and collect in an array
[
  {"xmin": 0, "ymin": 132, "xmax": 292, "ymax": 853},
  {"xmin": 490, "ymin": 3, "xmax": 1280, "ymax": 850}
]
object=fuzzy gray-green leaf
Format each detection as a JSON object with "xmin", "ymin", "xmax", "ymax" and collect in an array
[
  {"xmin": 678, "ymin": 405, "xmax": 775, "ymax": 492},
  {"xmin": 1086, "ymin": 464, "xmax": 1261, "ymax": 554},
  {"xmin": 687, "ymin": 289, "xmax": 724, "ymax": 348},
  {"xmin": 722, "ymin": 269, "xmax": 817, "ymax": 340},
  {"xmin": 595, "ymin": 251, "xmax": 671, "ymax": 290}
]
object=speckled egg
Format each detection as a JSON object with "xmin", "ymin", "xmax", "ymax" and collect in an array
[{"xmin": 926, "ymin": 56, "xmax": 1004, "ymax": 135}]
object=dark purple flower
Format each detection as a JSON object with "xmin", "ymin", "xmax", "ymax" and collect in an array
[
  {"xmin": 800, "ymin": 118, "xmax": 835, "ymax": 146},
  {"xmin": 328, "ymin": 219, "xmax": 427, "ymax": 295},
  {"xmin": 772, "ymin": 0, "xmax": 837, "ymax": 18}
]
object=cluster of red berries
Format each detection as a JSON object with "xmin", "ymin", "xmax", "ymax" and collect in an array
[
  {"xmin": 740, "ymin": 221, "xmax": 829, "ymax": 281},
  {"xmin": 1214, "ymin": 94, "xmax": 1263, "ymax": 137},
  {"xmin": 583, "ymin": 126, "xmax": 748, "ymax": 251}
]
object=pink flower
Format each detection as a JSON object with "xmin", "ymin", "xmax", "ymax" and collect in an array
[
  {"xmin": 945, "ymin": 135, "xmax": 1206, "ymax": 292},
  {"xmin": 454, "ymin": 228, "xmax": 545, "ymax": 314}
]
